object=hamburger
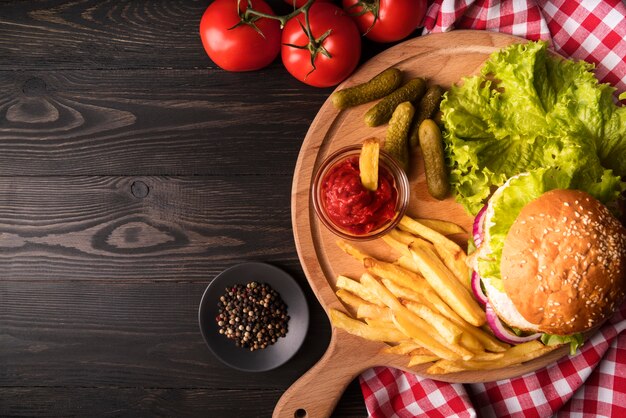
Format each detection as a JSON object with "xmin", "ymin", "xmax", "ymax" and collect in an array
[{"xmin": 470, "ymin": 168, "xmax": 626, "ymax": 352}]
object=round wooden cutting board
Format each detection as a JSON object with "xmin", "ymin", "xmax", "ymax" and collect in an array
[{"xmin": 275, "ymin": 31, "xmax": 570, "ymax": 418}]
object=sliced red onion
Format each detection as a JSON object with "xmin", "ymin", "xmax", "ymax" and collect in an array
[
  {"xmin": 485, "ymin": 303, "xmax": 542, "ymax": 344},
  {"xmin": 471, "ymin": 271, "xmax": 489, "ymax": 305},
  {"xmin": 473, "ymin": 204, "xmax": 488, "ymax": 248}
]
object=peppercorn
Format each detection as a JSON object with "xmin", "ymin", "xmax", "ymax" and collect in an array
[{"xmin": 215, "ymin": 281, "xmax": 290, "ymax": 351}]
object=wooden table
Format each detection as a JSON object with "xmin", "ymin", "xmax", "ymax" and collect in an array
[{"xmin": 0, "ymin": 1, "xmax": 417, "ymax": 416}]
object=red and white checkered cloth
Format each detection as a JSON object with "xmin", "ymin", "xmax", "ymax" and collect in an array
[
  {"xmin": 422, "ymin": 0, "xmax": 626, "ymax": 94},
  {"xmin": 360, "ymin": 303, "xmax": 626, "ymax": 417},
  {"xmin": 359, "ymin": 1, "xmax": 626, "ymax": 416}
]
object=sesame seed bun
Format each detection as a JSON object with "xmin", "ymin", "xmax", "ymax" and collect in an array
[{"xmin": 501, "ymin": 189, "xmax": 626, "ymax": 335}]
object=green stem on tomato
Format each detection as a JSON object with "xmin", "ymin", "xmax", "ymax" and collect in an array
[
  {"xmin": 282, "ymin": 7, "xmax": 332, "ymax": 80},
  {"xmin": 345, "ymin": 0, "xmax": 380, "ymax": 36},
  {"xmin": 233, "ymin": 0, "xmax": 332, "ymax": 79},
  {"xmin": 243, "ymin": 0, "xmax": 316, "ymax": 28}
]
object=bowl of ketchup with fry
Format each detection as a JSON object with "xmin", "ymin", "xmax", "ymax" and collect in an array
[{"xmin": 312, "ymin": 141, "xmax": 409, "ymax": 240}]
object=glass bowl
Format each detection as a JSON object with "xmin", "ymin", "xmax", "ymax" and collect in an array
[{"xmin": 311, "ymin": 144, "xmax": 410, "ymax": 241}]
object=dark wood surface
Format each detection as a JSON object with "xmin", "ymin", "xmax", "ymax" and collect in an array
[{"xmin": 0, "ymin": 1, "xmax": 417, "ymax": 416}]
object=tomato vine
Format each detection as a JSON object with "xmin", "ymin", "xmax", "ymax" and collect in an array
[
  {"xmin": 201, "ymin": 0, "xmax": 425, "ymax": 86},
  {"xmin": 239, "ymin": 0, "xmax": 329, "ymax": 75}
]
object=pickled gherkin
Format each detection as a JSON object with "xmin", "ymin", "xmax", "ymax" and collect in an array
[
  {"xmin": 418, "ymin": 119, "xmax": 450, "ymax": 200},
  {"xmin": 409, "ymin": 85, "xmax": 445, "ymax": 149},
  {"xmin": 331, "ymin": 68, "xmax": 403, "ymax": 110},
  {"xmin": 365, "ymin": 78, "xmax": 426, "ymax": 127},
  {"xmin": 384, "ymin": 101, "xmax": 415, "ymax": 172}
]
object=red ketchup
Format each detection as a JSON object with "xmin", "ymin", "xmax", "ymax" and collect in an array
[{"xmin": 320, "ymin": 156, "xmax": 398, "ymax": 235}]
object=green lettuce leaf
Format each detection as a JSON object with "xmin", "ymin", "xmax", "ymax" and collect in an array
[
  {"xmin": 541, "ymin": 333, "xmax": 584, "ymax": 355},
  {"xmin": 599, "ymin": 106, "xmax": 626, "ymax": 175},
  {"xmin": 441, "ymin": 41, "xmax": 626, "ymax": 215}
]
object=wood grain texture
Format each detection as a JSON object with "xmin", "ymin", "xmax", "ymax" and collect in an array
[
  {"xmin": 0, "ymin": 0, "xmax": 228, "ymax": 70},
  {"xmin": 0, "ymin": 383, "xmax": 367, "ymax": 418},
  {"xmin": 0, "ymin": 386, "xmax": 366, "ymax": 418},
  {"xmin": 0, "ymin": 176, "xmax": 302, "ymax": 280},
  {"xmin": 0, "ymin": 69, "xmax": 330, "ymax": 175}
]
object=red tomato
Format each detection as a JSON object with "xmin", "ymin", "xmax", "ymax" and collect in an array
[
  {"xmin": 342, "ymin": 0, "xmax": 427, "ymax": 43},
  {"xmin": 283, "ymin": 0, "xmax": 332, "ymax": 8},
  {"xmin": 281, "ymin": 3, "xmax": 361, "ymax": 87},
  {"xmin": 199, "ymin": 0, "xmax": 281, "ymax": 72}
]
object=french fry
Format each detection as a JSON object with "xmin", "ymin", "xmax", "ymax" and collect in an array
[
  {"xmin": 357, "ymin": 304, "xmax": 393, "ymax": 322},
  {"xmin": 433, "ymin": 241, "xmax": 472, "ymax": 292},
  {"xmin": 329, "ymin": 309, "xmax": 407, "ymax": 342},
  {"xmin": 458, "ymin": 330, "xmax": 485, "ymax": 352},
  {"xmin": 396, "ymin": 283, "xmax": 507, "ymax": 353},
  {"xmin": 453, "ymin": 320, "xmax": 509, "ymax": 353},
  {"xmin": 371, "ymin": 262, "xmax": 483, "ymax": 345},
  {"xmin": 336, "ymin": 275, "xmax": 385, "ymax": 307},
  {"xmin": 359, "ymin": 138, "xmax": 380, "ymax": 191},
  {"xmin": 390, "ymin": 310, "xmax": 464, "ymax": 361},
  {"xmin": 415, "ymin": 218, "xmax": 466, "ymax": 235},
  {"xmin": 426, "ymin": 361, "xmax": 466, "ymax": 374},
  {"xmin": 382, "ymin": 341, "xmax": 440, "ymax": 366},
  {"xmin": 363, "ymin": 276, "xmax": 474, "ymax": 360},
  {"xmin": 336, "ymin": 289, "xmax": 371, "ymax": 311},
  {"xmin": 364, "ymin": 258, "xmax": 432, "ymax": 295},
  {"xmin": 400, "ymin": 216, "xmax": 473, "ymax": 296},
  {"xmin": 369, "ymin": 256, "xmax": 479, "ymax": 331},
  {"xmin": 381, "ymin": 259, "xmax": 507, "ymax": 352},
  {"xmin": 468, "ymin": 328, "xmax": 509, "ymax": 352},
  {"xmin": 394, "ymin": 254, "xmax": 420, "ymax": 273},
  {"xmin": 398, "ymin": 218, "xmax": 471, "ymax": 290},
  {"xmin": 376, "ymin": 278, "xmax": 477, "ymax": 361},
  {"xmin": 365, "ymin": 318, "xmax": 395, "ymax": 329},
  {"xmin": 399, "ymin": 215, "xmax": 465, "ymax": 258},
  {"xmin": 408, "ymin": 236, "xmax": 436, "ymax": 253},
  {"xmin": 428, "ymin": 341, "xmax": 561, "ymax": 373},
  {"xmin": 404, "ymin": 301, "xmax": 463, "ymax": 344},
  {"xmin": 431, "ymin": 335, "xmax": 475, "ymax": 361},
  {"xmin": 409, "ymin": 347, "xmax": 436, "ymax": 356},
  {"xmin": 360, "ymin": 273, "xmax": 404, "ymax": 311},
  {"xmin": 408, "ymin": 355, "xmax": 440, "ymax": 367},
  {"xmin": 386, "ymin": 229, "xmax": 435, "ymax": 253},
  {"xmin": 359, "ymin": 273, "xmax": 461, "ymax": 361},
  {"xmin": 494, "ymin": 341, "xmax": 560, "ymax": 367},
  {"xmin": 410, "ymin": 245, "xmax": 486, "ymax": 326},
  {"xmin": 404, "ymin": 285, "xmax": 506, "ymax": 353},
  {"xmin": 399, "ymin": 216, "xmax": 471, "ymax": 290},
  {"xmin": 470, "ymin": 351, "xmax": 505, "ymax": 361},
  {"xmin": 381, "ymin": 233, "xmax": 411, "ymax": 257},
  {"xmin": 380, "ymin": 277, "xmax": 433, "ymax": 308},
  {"xmin": 389, "ymin": 228, "xmax": 418, "ymax": 246},
  {"xmin": 336, "ymin": 240, "xmax": 369, "ymax": 263},
  {"xmin": 381, "ymin": 341, "xmax": 422, "ymax": 355},
  {"xmin": 419, "ymin": 290, "xmax": 462, "ymax": 324}
]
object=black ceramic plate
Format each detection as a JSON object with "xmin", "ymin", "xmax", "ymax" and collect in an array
[{"xmin": 198, "ymin": 262, "xmax": 309, "ymax": 372}]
